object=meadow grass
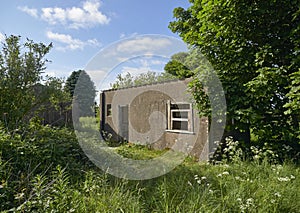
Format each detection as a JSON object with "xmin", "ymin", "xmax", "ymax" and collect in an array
[{"xmin": 0, "ymin": 126, "xmax": 299, "ymax": 212}]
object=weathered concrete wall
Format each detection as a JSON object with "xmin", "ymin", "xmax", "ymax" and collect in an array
[{"xmin": 100, "ymin": 79, "xmax": 210, "ymax": 161}]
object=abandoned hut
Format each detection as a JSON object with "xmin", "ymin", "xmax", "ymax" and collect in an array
[{"xmin": 99, "ymin": 78, "xmax": 215, "ymax": 161}]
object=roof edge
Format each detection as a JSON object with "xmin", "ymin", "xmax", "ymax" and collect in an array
[{"xmin": 100, "ymin": 77, "xmax": 192, "ymax": 93}]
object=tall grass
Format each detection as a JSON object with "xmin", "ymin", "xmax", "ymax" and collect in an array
[{"xmin": 0, "ymin": 124, "xmax": 299, "ymax": 212}]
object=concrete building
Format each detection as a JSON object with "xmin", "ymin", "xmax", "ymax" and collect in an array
[{"xmin": 100, "ymin": 79, "xmax": 213, "ymax": 161}]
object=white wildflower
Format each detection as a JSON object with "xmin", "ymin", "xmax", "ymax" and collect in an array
[
  {"xmin": 274, "ymin": 192, "xmax": 281, "ymax": 197},
  {"xmin": 277, "ymin": 177, "xmax": 290, "ymax": 182},
  {"xmin": 222, "ymin": 171, "xmax": 229, "ymax": 175}
]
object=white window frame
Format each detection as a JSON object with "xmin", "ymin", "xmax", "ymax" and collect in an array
[{"xmin": 166, "ymin": 101, "xmax": 194, "ymax": 134}]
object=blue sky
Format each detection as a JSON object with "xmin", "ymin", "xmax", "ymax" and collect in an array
[{"xmin": 0, "ymin": 0, "xmax": 190, "ymax": 89}]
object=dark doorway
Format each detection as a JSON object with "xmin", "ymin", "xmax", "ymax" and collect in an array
[{"xmin": 119, "ymin": 105, "xmax": 129, "ymax": 141}]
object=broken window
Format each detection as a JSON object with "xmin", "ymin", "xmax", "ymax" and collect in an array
[{"xmin": 167, "ymin": 101, "xmax": 193, "ymax": 133}]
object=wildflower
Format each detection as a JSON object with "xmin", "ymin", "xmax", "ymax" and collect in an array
[
  {"xmin": 253, "ymin": 155, "xmax": 260, "ymax": 160},
  {"xmin": 187, "ymin": 181, "xmax": 192, "ymax": 186},
  {"xmin": 290, "ymin": 175, "xmax": 295, "ymax": 180},
  {"xmin": 277, "ymin": 177, "xmax": 290, "ymax": 182},
  {"xmin": 222, "ymin": 171, "xmax": 229, "ymax": 175},
  {"xmin": 201, "ymin": 176, "xmax": 207, "ymax": 180},
  {"xmin": 274, "ymin": 192, "xmax": 281, "ymax": 197},
  {"xmin": 14, "ymin": 192, "xmax": 24, "ymax": 200},
  {"xmin": 246, "ymin": 198, "xmax": 254, "ymax": 205}
]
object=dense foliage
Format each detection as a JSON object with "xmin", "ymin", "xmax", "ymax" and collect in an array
[
  {"xmin": 110, "ymin": 71, "xmax": 178, "ymax": 89},
  {"xmin": 0, "ymin": 131, "xmax": 299, "ymax": 212},
  {"xmin": 164, "ymin": 52, "xmax": 193, "ymax": 78},
  {"xmin": 65, "ymin": 70, "xmax": 97, "ymax": 120},
  {"xmin": 0, "ymin": 35, "xmax": 71, "ymax": 129},
  {"xmin": 169, "ymin": 0, "xmax": 300, "ymax": 152},
  {"xmin": 0, "ymin": 35, "xmax": 51, "ymax": 129},
  {"xmin": 0, "ymin": 122, "xmax": 93, "ymax": 211}
]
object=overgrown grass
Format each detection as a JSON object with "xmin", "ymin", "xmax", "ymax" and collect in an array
[
  {"xmin": 116, "ymin": 143, "xmax": 168, "ymax": 160},
  {"xmin": 0, "ymin": 124, "xmax": 299, "ymax": 212}
]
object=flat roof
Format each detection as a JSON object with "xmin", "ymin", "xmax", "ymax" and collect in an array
[{"xmin": 100, "ymin": 78, "xmax": 190, "ymax": 93}]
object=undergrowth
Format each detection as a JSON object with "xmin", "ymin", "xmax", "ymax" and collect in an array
[{"xmin": 0, "ymin": 124, "xmax": 299, "ymax": 212}]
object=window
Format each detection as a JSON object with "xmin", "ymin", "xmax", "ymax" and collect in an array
[
  {"xmin": 167, "ymin": 101, "xmax": 193, "ymax": 133},
  {"xmin": 106, "ymin": 104, "xmax": 112, "ymax": 117}
]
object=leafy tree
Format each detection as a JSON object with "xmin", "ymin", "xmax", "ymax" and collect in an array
[
  {"xmin": 164, "ymin": 52, "xmax": 193, "ymax": 78},
  {"xmin": 65, "ymin": 70, "xmax": 82, "ymax": 98},
  {"xmin": 66, "ymin": 70, "xmax": 97, "ymax": 119},
  {"xmin": 35, "ymin": 76, "xmax": 73, "ymax": 126},
  {"xmin": 0, "ymin": 35, "xmax": 52, "ymax": 129},
  {"xmin": 111, "ymin": 72, "xmax": 134, "ymax": 89},
  {"xmin": 111, "ymin": 71, "xmax": 178, "ymax": 89},
  {"xmin": 169, "ymin": 0, "xmax": 300, "ymax": 148},
  {"xmin": 284, "ymin": 9, "xmax": 300, "ymax": 140}
]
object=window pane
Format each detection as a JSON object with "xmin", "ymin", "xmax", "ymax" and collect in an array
[
  {"xmin": 172, "ymin": 121, "xmax": 188, "ymax": 131},
  {"xmin": 170, "ymin": 103, "xmax": 190, "ymax": 110},
  {"xmin": 172, "ymin": 111, "xmax": 188, "ymax": 118},
  {"xmin": 107, "ymin": 104, "xmax": 112, "ymax": 116}
]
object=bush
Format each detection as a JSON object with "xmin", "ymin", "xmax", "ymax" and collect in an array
[{"xmin": 0, "ymin": 122, "xmax": 93, "ymax": 210}]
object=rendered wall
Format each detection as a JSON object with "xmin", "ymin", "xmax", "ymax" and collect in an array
[{"xmin": 100, "ymin": 79, "xmax": 210, "ymax": 161}]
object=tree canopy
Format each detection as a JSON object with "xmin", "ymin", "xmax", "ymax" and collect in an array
[
  {"xmin": 169, "ymin": 0, "xmax": 300, "ymax": 149},
  {"xmin": 65, "ymin": 70, "xmax": 97, "ymax": 119},
  {"xmin": 164, "ymin": 52, "xmax": 193, "ymax": 78},
  {"xmin": 0, "ymin": 35, "xmax": 54, "ymax": 128},
  {"xmin": 110, "ymin": 71, "xmax": 178, "ymax": 89}
]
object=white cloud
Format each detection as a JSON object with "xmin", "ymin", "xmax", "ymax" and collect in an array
[
  {"xmin": 121, "ymin": 66, "xmax": 151, "ymax": 77},
  {"xmin": 40, "ymin": 0, "xmax": 110, "ymax": 29},
  {"xmin": 0, "ymin": 33, "xmax": 5, "ymax": 42},
  {"xmin": 119, "ymin": 33, "xmax": 126, "ymax": 39},
  {"xmin": 149, "ymin": 59, "xmax": 167, "ymax": 65},
  {"xmin": 116, "ymin": 37, "xmax": 172, "ymax": 54},
  {"xmin": 18, "ymin": 6, "xmax": 38, "ymax": 18},
  {"xmin": 119, "ymin": 32, "xmax": 138, "ymax": 39},
  {"xmin": 46, "ymin": 31, "xmax": 101, "ymax": 51},
  {"xmin": 41, "ymin": 7, "xmax": 66, "ymax": 25},
  {"xmin": 119, "ymin": 59, "xmax": 164, "ymax": 78},
  {"xmin": 135, "ymin": 58, "xmax": 166, "ymax": 67},
  {"xmin": 43, "ymin": 68, "xmax": 73, "ymax": 79},
  {"xmin": 19, "ymin": 0, "xmax": 109, "ymax": 29}
]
